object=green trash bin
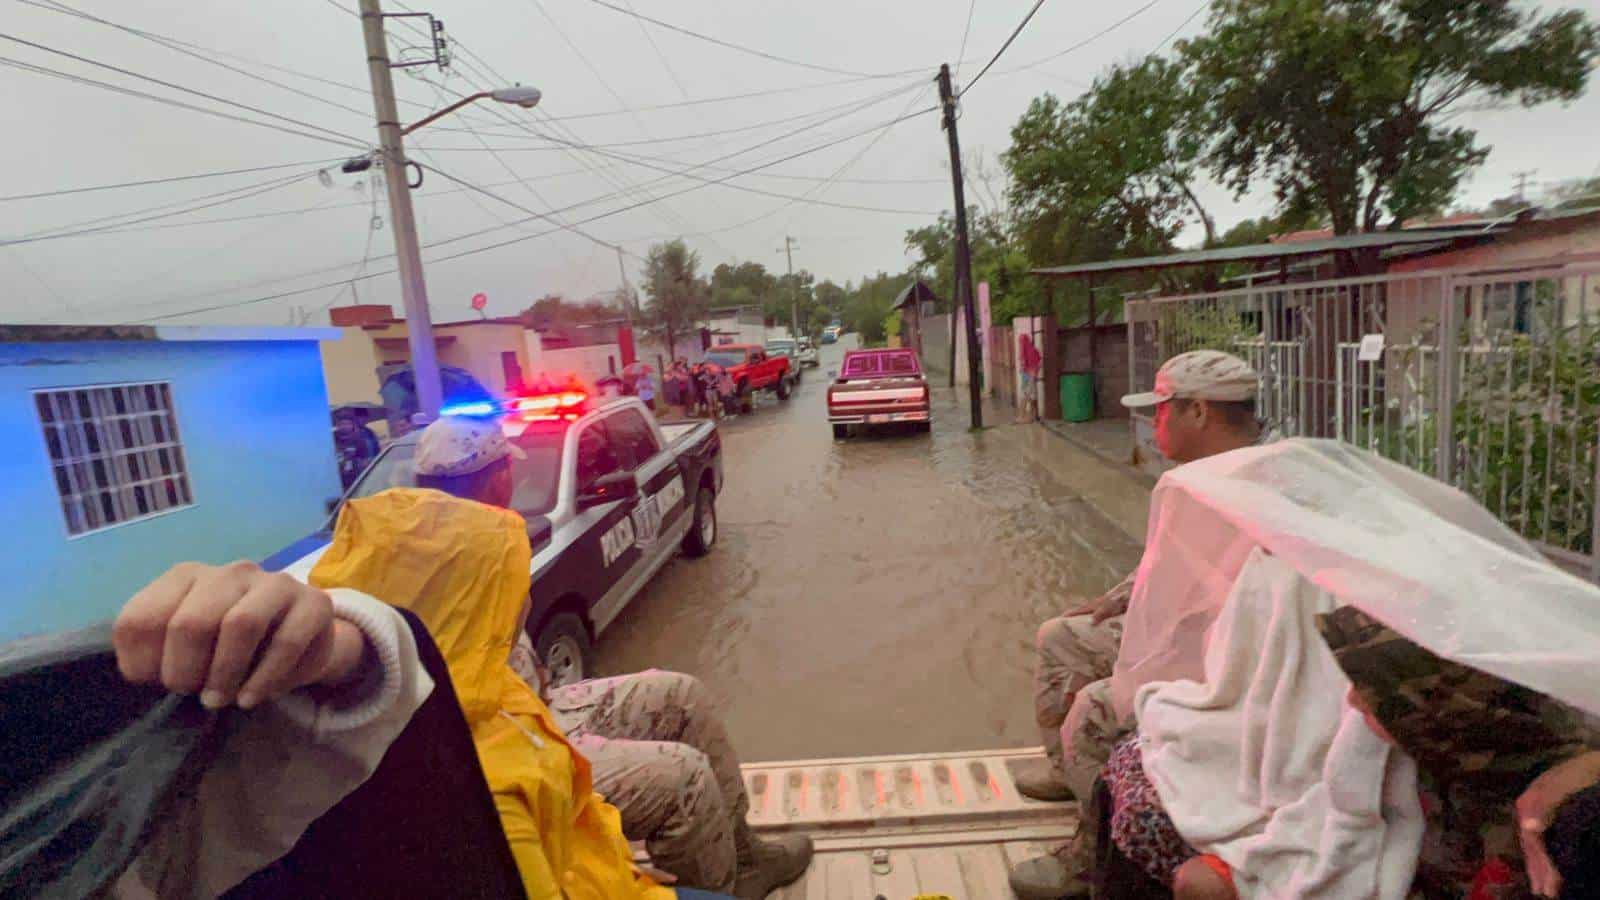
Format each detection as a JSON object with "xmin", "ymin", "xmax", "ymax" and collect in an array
[{"xmin": 1061, "ymin": 372, "xmax": 1095, "ymax": 422}]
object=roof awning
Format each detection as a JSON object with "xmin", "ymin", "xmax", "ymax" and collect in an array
[{"xmin": 1031, "ymin": 228, "xmax": 1505, "ymax": 280}]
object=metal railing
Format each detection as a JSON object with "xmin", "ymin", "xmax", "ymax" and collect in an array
[{"xmin": 1126, "ymin": 261, "xmax": 1600, "ymax": 580}]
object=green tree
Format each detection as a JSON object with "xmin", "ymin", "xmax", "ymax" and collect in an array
[
  {"xmin": 1185, "ymin": 0, "xmax": 1598, "ymax": 246},
  {"xmin": 518, "ymin": 293, "xmax": 626, "ymax": 329},
  {"xmin": 642, "ymin": 240, "xmax": 710, "ymax": 358},
  {"xmin": 1005, "ymin": 57, "xmax": 1211, "ymax": 270}
]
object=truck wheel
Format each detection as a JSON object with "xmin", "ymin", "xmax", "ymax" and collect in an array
[
  {"xmin": 916, "ymin": 421, "xmax": 932, "ymax": 434},
  {"xmin": 682, "ymin": 485, "xmax": 717, "ymax": 557},
  {"xmin": 832, "ymin": 424, "xmax": 849, "ymax": 439},
  {"xmin": 533, "ymin": 612, "xmax": 592, "ymax": 688},
  {"xmin": 776, "ymin": 378, "xmax": 790, "ymax": 401}
]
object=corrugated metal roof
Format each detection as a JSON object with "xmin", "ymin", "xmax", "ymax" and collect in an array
[{"xmin": 1031, "ymin": 227, "xmax": 1504, "ymax": 279}]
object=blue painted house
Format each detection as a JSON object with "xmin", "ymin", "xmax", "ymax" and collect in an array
[{"xmin": 0, "ymin": 324, "xmax": 342, "ymax": 641}]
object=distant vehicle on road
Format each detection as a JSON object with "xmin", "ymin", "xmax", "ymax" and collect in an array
[
  {"xmin": 263, "ymin": 394, "xmax": 722, "ymax": 687},
  {"xmin": 827, "ymin": 348, "xmax": 931, "ymax": 438},
  {"xmin": 796, "ymin": 337, "xmax": 820, "ymax": 367},
  {"xmin": 763, "ymin": 339, "xmax": 806, "ymax": 387},
  {"xmin": 703, "ymin": 343, "xmax": 792, "ymax": 412},
  {"xmin": 820, "ymin": 327, "xmax": 839, "ymax": 345}
]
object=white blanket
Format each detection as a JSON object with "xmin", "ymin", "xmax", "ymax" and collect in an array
[{"xmin": 1135, "ymin": 550, "xmax": 1424, "ymax": 899}]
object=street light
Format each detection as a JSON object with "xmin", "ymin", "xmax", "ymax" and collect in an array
[
  {"xmin": 359, "ymin": 0, "xmax": 542, "ymax": 425},
  {"xmin": 401, "ymin": 85, "xmax": 542, "ymax": 136}
]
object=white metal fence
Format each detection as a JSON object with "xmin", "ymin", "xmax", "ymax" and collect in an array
[{"xmin": 1127, "ymin": 261, "xmax": 1600, "ymax": 581}]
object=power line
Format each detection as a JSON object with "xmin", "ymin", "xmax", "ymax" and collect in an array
[
  {"xmin": 579, "ymin": 0, "xmax": 923, "ymax": 79},
  {"xmin": 2, "ymin": 172, "xmax": 321, "ymax": 247},
  {"xmin": 124, "ymin": 102, "xmax": 943, "ymax": 323},
  {"xmin": 1001, "ymin": 0, "xmax": 1162, "ymax": 74},
  {"xmin": 959, "ymin": 0, "xmax": 1049, "ymax": 95},
  {"xmin": 620, "ymin": 0, "xmax": 690, "ymax": 99},
  {"xmin": 0, "ymin": 56, "xmax": 369, "ymax": 150},
  {"xmin": 1150, "ymin": 1, "xmax": 1208, "ymax": 53},
  {"xmin": 413, "ymin": 162, "xmax": 643, "ymax": 258},
  {"xmin": 954, "ymin": 0, "xmax": 978, "ymax": 79},
  {"xmin": 0, "ymin": 32, "xmax": 371, "ymax": 148},
  {"xmin": 0, "ymin": 159, "xmax": 340, "ymax": 203},
  {"xmin": 18, "ymin": 0, "xmax": 435, "ymax": 112},
  {"xmin": 25, "ymin": 0, "xmax": 377, "ymax": 121}
]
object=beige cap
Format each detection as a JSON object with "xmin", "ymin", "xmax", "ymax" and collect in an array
[
  {"xmin": 413, "ymin": 415, "xmax": 525, "ymax": 478},
  {"xmin": 1121, "ymin": 350, "xmax": 1258, "ymax": 408}
]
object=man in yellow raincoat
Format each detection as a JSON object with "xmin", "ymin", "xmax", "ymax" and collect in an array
[{"xmin": 307, "ymin": 471, "xmax": 678, "ymax": 899}]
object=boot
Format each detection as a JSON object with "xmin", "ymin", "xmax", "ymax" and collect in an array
[
  {"xmin": 1008, "ymin": 839, "xmax": 1091, "ymax": 900},
  {"xmin": 733, "ymin": 832, "xmax": 814, "ymax": 899},
  {"xmin": 1013, "ymin": 757, "xmax": 1076, "ymax": 803}
]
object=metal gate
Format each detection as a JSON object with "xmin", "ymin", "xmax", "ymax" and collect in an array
[{"xmin": 1127, "ymin": 261, "xmax": 1600, "ymax": 580}]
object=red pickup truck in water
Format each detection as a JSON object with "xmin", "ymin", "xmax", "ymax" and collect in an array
[
  {"xmin": 827, "ymin": 348, "xmax": 931, "ymax": 438},
  {"xmin": 702, "ymin": 344, "xmax": 792, "ymax": 412}
]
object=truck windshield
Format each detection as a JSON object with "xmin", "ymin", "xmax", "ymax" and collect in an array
[
  {"xmin": 703, "ymin": 350, "xmax": 747, "ymax": 367},
  {"xmin": 345, "ymin": 427, "xmax": 565, "ymax": 517}
]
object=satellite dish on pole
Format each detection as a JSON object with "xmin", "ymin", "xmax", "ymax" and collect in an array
[{"xmin": 471, "ymin": 292, "xmax": 487, "ymax": 319}]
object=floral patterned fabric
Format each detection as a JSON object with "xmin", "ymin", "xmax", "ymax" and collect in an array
[{"xmin": 1105, "ymin": 734, "xmax": 1196, "ymax": 886}]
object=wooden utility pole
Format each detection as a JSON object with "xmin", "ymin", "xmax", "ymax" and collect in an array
[
  {"xmin": 937, "ymin": 64, "xmax": 983, "ymax": 429},
  {"xmin": 782, "ymin": 236, "xmax": 800, "ymax": 339}
]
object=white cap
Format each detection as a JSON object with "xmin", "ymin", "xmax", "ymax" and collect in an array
[
  {"xmin": 413, "ymin": 416, "xmax": 524, "ymax": 478},
  {"xmin": 1121, "ymin": 350, "xmax": 1258, "ymax": 408}
]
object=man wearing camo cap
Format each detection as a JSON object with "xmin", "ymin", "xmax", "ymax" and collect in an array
[{"xmin": 1011, "ymin": 350, "xmax": 1266, "ymax": 900}]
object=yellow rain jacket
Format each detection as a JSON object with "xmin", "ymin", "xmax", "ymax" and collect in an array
[{"xmin": 310, "ymin": 488, "xmax": 673, "ymax": 900}]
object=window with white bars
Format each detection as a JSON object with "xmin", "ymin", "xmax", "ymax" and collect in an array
[{"xmin": 34, "ymin": 382, "xmax": 194, "ymax": 536}]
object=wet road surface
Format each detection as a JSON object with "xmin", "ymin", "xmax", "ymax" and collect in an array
[{"xmin": 595, "ymin": 337, "xmax": 1152, "ymax": 762}]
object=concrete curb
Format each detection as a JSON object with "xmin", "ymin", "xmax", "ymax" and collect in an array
[{"xmin": 1037, "ymin": 420, "xmax": 1158, "ymax": 490}]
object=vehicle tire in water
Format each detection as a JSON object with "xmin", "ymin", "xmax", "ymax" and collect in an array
[
  {"xmin": 916, "ymin": 421, "xmax": 932, "ymax": 434},
  {"xmin": 832, "ymin": 424, "xmax": 848, "ymax": 439},
  {"xmin": 682, "ymin": 485, "xmax": 717, "ymax": 557},
  {"xmin": 534, "ymin": 612, "xmax": 592, "ymax": 688},
  {"xmin": 776, "ymin": 378, "xmax": 790, "ymax": 401}
]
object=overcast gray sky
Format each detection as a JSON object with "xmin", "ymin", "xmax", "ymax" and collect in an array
[{"xmin": 3, "ymin": 0, "xmax": 1598, "ymax": 327}]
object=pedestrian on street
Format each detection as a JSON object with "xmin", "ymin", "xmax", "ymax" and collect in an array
[
  {"xmin": 1019, "ymin": 333, "xmax": 1043, "ymax": 423},
  {"xmin": 333, "ymin": 410, "xmax": 382, "ymax": 490},
  {"xmin": 1011, "ymin": 350, "xmax": 1269, "ymax": 900}
]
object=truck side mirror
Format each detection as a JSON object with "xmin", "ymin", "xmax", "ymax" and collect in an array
[
  {"xmin": 325, "ymin": 497, "xmax": 341, "ymax": 515},
  {"xmin": 578, "ymin": 471, "xmax": 637, "ymax": 510}
]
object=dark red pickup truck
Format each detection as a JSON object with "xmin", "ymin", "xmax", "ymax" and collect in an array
[
  {"xmin": 827, "ymin": 348, "xmax": 931, "ymax": 437},
  {"xmin": 702, "ymin": 343, "xmax": 793, "ymax": 412}
]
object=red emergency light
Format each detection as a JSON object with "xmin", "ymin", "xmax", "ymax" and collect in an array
[{"xmin": 509, "ymin": 390, "xmax": 588, "ymax": 422}]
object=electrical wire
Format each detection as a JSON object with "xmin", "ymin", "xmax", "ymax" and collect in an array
[
  {"xmin": 0, "ymin": 56, "xmax": 369, "ymax": 151},
  {"xmin": 1000, "ymin": 0, "xmax": 1162, "ymax": 74},
  {"xmin": 1151, "ymin": 1, "xmax": 1208, "ymax": 53},
  {"xmin": 579, "ymin": 0, "xmax": 923, "ymax": 80},
  {"xmin": 959, "ymin": 0, "xmax": 1049, "ymax": 96},
  {"xmin": 26, "ymin": 0, "xmax": 377, "ymax": 120},
  {"xmin": 0, "ymin": 159, "xmax": 341, "ymax": 203},
  {"xmin": 1, "ymin": 172, "xmax": 322, "ymax": 247},
  {"xmin": 0, "ymin": 32, "xmax": 371, "ymax": 148},
  {"xmin": 120, "ymin": 102, "xmax": 942, "ymax": 323},
  {"xmin": 620, "ymin": 0, "xmax": 690, "ymax": 99},
  {"xmin": 954, "ymin": 0, "xmax": 978, "ymax": 79},
  {"xmin": 17, "ymin": 0, "xmax": 435, "ymax": 112}
]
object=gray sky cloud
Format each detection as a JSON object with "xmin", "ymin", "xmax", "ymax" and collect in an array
[{"xmin": 3, "ymin": 0, "xmax": 1597, "ymax": 326}]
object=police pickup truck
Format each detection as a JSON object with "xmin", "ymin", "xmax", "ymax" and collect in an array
[{"xmin": 263, "ymin": 394, "xmax": 722, "ymax": 686}]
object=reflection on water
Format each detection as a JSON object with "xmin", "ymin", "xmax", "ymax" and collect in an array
[{"xmin": 595, "ymin": 342, "xmax": 1149, "ymax": 762}]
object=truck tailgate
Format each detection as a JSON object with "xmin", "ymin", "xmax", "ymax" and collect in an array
[{"xmin": 717, "ymin": 748, "xmax": 1077, "ymax": 897}]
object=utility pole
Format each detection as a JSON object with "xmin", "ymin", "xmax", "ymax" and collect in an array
[
  {"xmin": 937, "ymin": 63, "xmax": 983, "ymax": 430},
  {"xmin": 1513, "ymin": 170, "xmax": 1538, "ymax": 203},
  {"xmin": 615, "ymin": 245, "xmax": 634, "ymax": 325},
  {"xmin": 359, "ymin": 0, "xmax": 442, "ymax": 422},
  {"xmin": 782, "ymin": 235, "xmax": 799, "ymax": 339}
]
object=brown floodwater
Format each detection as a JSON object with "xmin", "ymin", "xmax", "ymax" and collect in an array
[{"xmin": 594, "ymin": 337, "xmax": 1151, "ymax": 762}]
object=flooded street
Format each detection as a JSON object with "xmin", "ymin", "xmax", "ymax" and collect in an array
[{"xmin": 596, "ymin": 338, "xmax": 1152, "ymax": 762}]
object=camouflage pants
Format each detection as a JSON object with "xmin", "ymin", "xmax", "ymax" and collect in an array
[
  {"xmin": 548, "ymin": 670, "xmax": 749, "ymax": 893},
  {"xmin": 1034, "ymin": 612, "xmax": 1124, "ymax": 791}
]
